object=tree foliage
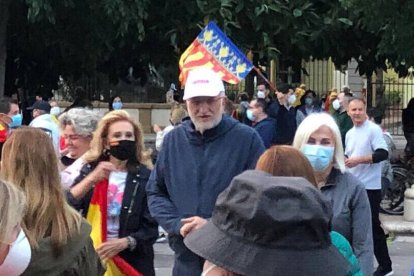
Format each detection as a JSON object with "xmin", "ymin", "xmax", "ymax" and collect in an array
[{"xmin": 3, "ymin": 0, "xmax": 414, "ymax": 98}]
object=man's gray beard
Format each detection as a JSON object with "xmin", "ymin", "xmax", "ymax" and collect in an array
[{"xmin": 193, "ymin": 116, "xmax": 222, "ymax": 134}]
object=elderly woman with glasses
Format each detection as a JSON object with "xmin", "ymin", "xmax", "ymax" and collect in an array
[{"xmin": 59, "ymin": 108, "xmax": 101, "ymax": 189}]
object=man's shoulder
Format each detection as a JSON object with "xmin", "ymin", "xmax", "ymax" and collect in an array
[
  {"xmin": 259, "ymin": 117, "xmax": 276, "ymax": 128},
  {"xmin": 230, "ymin": 118, "xmax": 258, "ymax": 135}
]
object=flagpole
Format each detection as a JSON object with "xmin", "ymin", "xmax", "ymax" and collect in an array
[{"xmin": 253, "ymin": 67, "xmax": 277, "ymax": 92}]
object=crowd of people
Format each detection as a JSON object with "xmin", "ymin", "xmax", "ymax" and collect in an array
[{"xmin": 0, "ymin": 67, "xmax": 406, "ymax": 276}]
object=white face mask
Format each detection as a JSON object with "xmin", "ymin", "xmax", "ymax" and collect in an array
[
  {"xmin": 332, "ymin": 99, "xmax": 341, "ymax": 110},
  {"xmin": 0, "ymin": 230, "xmax": 31, "ymax": 276},
  {"xmin": 288, "ymin": 94, "xmax": 296, "ymax": 105},
  {"xmin": 50, "ymin": 106, "xmax": 61, "ymax": 116},
  {"xmin": 257, "ymin": 91, "xmax": 265, "ymax": 99}
]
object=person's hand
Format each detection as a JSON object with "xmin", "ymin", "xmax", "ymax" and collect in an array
[
  {"xmin": 153, "ymin": 124, "xmax": 161, "ymax": 133},
  {"xmin": 88, "ymin": 161, "xmax": 116, "ymax": 183},
  {"xmin": 96, "ymin": 238, "xmax": 128, "ymax": 262},
  {"xmin": 345, "ymin": 157, "xmax": 360, "ymax": 168},
  {"xmin": 180, "ymin": 216, "xmax": 207, "ymax": 237}
]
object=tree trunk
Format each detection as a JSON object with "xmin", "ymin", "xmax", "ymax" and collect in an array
[{"xmin": 0, "ymin": 0, "xmax": 11, "ymax": 98}]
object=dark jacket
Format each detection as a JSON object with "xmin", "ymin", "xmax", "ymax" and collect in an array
[
  {"xmin": 266, "ymin": 98, "xmax": 280, "ymax": 119},
  {"xmin": 274, "ymin": 105, "xmax": 297, "ymax": 145},
  {"xmin": 67, "ymin": 162, "xmax": 158, "ymax": 276},
  {"xmin": 254, "ymin": 117, "xmax": 277, "ymax": 148},
  {"xmin": 333, "ymin": 110, "xmax": 353, "ymax": 147},
  {"xmin": 22, "ymin": 220, "xmax": 105, "ymax": 276},
  {"xmin": 321, "ymin": 168, "xmax": 373, "ymax": 276},
  {"xmin": 146, "ymin": 115, "xmax": 265, "ymax": 240},
  {"xmin": 403, "ymin": 107, "xmax": 414, "ymax": 133}
]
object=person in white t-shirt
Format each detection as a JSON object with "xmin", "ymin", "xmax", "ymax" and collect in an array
[
  {"xmin": 153, "ymin": 104, "xmax": 187, "ymax": 152},
  {"xmin": 345, "ymin": 98, "xmax": 393, "ymax": 276}
]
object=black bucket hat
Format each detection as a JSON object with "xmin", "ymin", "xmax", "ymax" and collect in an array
[{"xmin": 184, "ymin": 170, "xmax": 350, "ymax": 276}]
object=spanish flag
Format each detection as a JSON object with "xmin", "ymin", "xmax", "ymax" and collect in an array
[
  {"xmin": 179, "ymin": 22, "xmax": 253, "ymax": 86},
  {"xmin": 87, "ymin": 179, "xmax": 143, "ymax": 276}
]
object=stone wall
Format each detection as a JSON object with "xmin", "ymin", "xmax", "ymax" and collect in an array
[{"xmin": 58, "ymin": 102, "xmax": 175, "ymax": 134}]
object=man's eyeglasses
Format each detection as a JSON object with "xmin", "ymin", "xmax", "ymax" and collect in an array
[{"xmin": 187, "ymin": 96, "xmax": 223, "ymax": 106}]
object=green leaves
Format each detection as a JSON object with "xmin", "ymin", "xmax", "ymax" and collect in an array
[{"xmin": 293, "ymin": 8, "xmax": 302, "ymax": 17}]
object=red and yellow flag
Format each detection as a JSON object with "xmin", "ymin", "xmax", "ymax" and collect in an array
[
  {"xmin": 87, "ymin": 179, "xmax": 143, "ymax": 276},
  {"xmin": 179, "ymin": 22, "xmax": 253, "ymax": 87}
]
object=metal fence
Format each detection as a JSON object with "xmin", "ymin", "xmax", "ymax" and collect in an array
[{"xmin": 368, "ymin": 79, "xmax": 414, "ymax": 135}]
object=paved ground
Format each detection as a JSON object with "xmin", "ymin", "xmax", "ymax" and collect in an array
[{"xmin": 153, "ymin": 229, "xmax": 414, "ymax": 276}]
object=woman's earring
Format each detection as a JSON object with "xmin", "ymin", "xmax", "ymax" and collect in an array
[{"xmin": 103, "ymin": 148, "xmax": 111, "ymax": 157}]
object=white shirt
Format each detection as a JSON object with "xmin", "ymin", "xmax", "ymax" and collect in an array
[
  {"xmin": 155, "ymin": 125, "xmax": 175, "ymax": 152},
  {"xmin": 60, "ymin": 157, "xmax": 86, "ymax": 189},
  {"xmin": 345, "ymin": 120, "xmax": 388, "ymax": 190},
  {"xmin": 107, "ymin": 171, "xmax": 128, "ymax": 239}
]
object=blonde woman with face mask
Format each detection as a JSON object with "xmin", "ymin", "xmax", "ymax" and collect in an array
[
  {"xmin": 1, "ymin": 127, "xmax": 104, "ymax": 275},
  {"xmin": 0, "ymin": 179, "xmax": 31, "ymax": 276}
]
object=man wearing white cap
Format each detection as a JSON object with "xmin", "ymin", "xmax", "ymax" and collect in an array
[{"xmin": 147, "ymin": 68, "xmax": 265, "ymax": 275}]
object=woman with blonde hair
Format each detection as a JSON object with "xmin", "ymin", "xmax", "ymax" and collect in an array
[
  {"xmin": 67, "ymin": 110, "xmax": 158, "ymax": 275},
  {"xmin": 0, "ymin": 179, "xmax": 30, "ymax": 276},
  {"xmin": 1, "ymin": 127, "xmax": 103, "ymax": 275},
  {"xmin": 292, "ymin": 113, "xmax": 373, "ymax": 276}
]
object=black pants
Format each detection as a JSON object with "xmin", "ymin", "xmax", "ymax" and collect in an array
[{"xmin": 367, "ymin": 189, "xmax": 392, "ymax": 270}]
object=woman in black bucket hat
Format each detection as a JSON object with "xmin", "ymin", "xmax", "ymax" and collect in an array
[{"xmin": 184, "ymin": 170, "xmax": 351, "ymax": 276}]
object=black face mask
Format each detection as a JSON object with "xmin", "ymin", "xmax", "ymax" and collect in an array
[{"xmin": 109, "ymin": 140, "xmax": 136, "ymax": 161}]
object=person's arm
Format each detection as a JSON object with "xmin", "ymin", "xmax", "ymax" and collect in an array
[
  {"xmin": 345, "ymin": 148, "xmax": 388, "ymax": 168},
  {"xmin": 350, "ymin": 178, "xmax": 374, "ymax": 276},
  {"xmin": 146, "ymin": 150, "xmax": 183, "ymax": 235},
  {"xmin": 69, "ymin": 161, "xmax": 115, "ymax": 200}
]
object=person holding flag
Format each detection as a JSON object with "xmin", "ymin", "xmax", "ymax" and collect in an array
[{"xmin": 67, "ymin": 110, "xmax": 158, "ymax": 276}]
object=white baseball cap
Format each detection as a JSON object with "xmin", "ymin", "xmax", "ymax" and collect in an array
[{"xmin": 183, "ymin": 68, "xmax": 225, "ymax": 100}]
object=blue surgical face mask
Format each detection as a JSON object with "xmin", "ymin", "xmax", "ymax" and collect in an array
[
  {"xmin": 9, "ymin": 114, "xmax": 23, "ymax": 129},
  {"xmin": 302, "ymin": 144, "xmax": 335, "ymax": 172},
  {"xmin": 112, "ymin": 102, "xmax": 123, "ymax": 110},
  {"xmin": 305, "ymin": 97, "xmax": 313, "ymax": 106},
  {"xmin": 246, "ymin": 109, "xmax": 256, "ymax": 121}
]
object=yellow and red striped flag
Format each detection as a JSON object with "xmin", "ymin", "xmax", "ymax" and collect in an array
[
  {"xmin": 87, "ymin": 179, "xmax": 143, "ymax": 276},
  {"xmin": 179, "ymin": 22, "xmax": 253, "ymax": 87}
]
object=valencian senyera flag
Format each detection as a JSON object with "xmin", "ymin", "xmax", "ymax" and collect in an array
[
  {"xmin": 179, "ymin": 22, "xmax": 253, "ymax": 86},
  {"xmin": 87, "ymin": 179, "xmax": 143, "ymax": 276}
]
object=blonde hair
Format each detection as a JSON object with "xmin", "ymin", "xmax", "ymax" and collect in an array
[
  {"xmin": 1, "ymin": 127, "xmax": 82, "ymax": 254},
  {"xmin": 84, "ymin": 110, "xmax": 153, "ymax": 169},
  {"xmin": 170, "ymin": 104, "xmax": 187, "ymax": 125},
  {"xmin": 0, "ymin": 180, "xmax": 26, "ymax": 243},
  {"xmin": 292, "ymin": 113, "xmax": 346, "ymax": 173}
]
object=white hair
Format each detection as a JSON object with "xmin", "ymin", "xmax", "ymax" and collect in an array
[
  {"xmin": 58, "ymin": 108, "xmax": 101, "ymax": 137},
  {"xmin": 292, "ymin": 112, "xmax": 346, "ymax": 173}
]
